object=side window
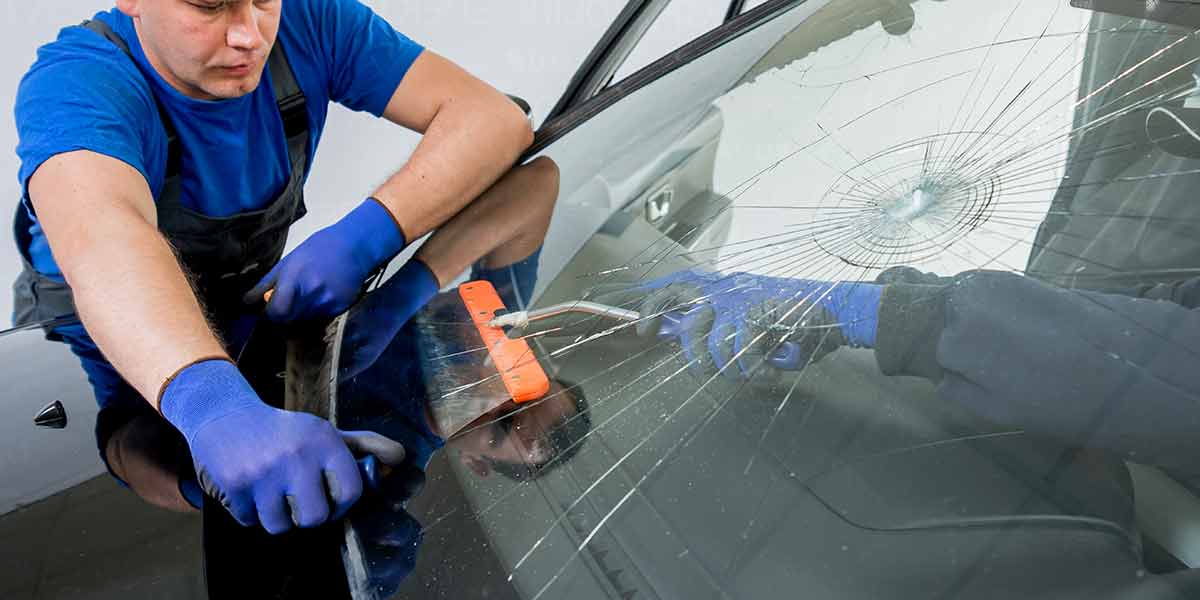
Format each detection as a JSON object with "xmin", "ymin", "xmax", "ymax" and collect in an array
[
  {"xmin": 608, "ymin": 0, "xmax": 728, "ymax": 86},
  {"xmin": 738, "ymin": 0, "xmax": 773, "ymax": 15}
]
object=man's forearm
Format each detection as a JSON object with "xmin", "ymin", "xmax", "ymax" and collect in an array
[
  {"xmin": 64, "ymin": 217, "xmax": 228, "ymax": 409},
  {"xmin": 371, "ymin": 93, "xmax": 533, "ymax": 243},
  {"xmin": 415, "ymin": 157, "xmax": 557, "ymax": 286},
  {"xmin": 29, "ymin": 151, "xmax": 230, "ymax": 411}
]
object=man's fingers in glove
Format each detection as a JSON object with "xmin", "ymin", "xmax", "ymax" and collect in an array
[
  {"xmin": 245, "ymin": 262, "xmax": 283, "ymax": 305},
  {"xmin": 285, "ymin": 468, "xmax": 332, "ymax": 529},
  {"xmin": 707, "ymin": 318, "xmax": 741, "ymax": 380},
  {"xmin": 733, "ymin": 322, "xmax": 774, "ymax": 378},
  {"xmin": 255, "ymin": 489, "xmax": 293, "ymax": 535},
  {"xmin": 657, "ymin": 305, "xmax": 713, "ymax": 376},
  {"xmin": 223, "ymin": 491, "xmax": 260, "ymax": 529},
  {"xmin": 341, "ymin": 430, "xmax": 406, "ymax": 466},
  {"xmin": 637, "ymin": 286, "xmax": 677, "ymax": 337},
  {"xmin": 263, "ymin": 271, "xmax": 303, "ymax": 323},
  {"xmin": 638, "ymin": 284, "xmax": 703, "ymax": 337},
  {"xmin": 324, "ymin": 450, "xmax": 365, "ymax": 521},
  {"xmin": 736, "ymin": 299, "xmax": 809, "ymax": 375},
  {"xmin": 767, "ymin": 341, "xmax": 806, "ymax": 370}
]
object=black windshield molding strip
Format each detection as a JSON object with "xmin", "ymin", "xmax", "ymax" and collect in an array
[
  {"xmin": 545, "ymin": 0, "xmax": 670, "ymax": 122},
  {"xmin": 527, "ymin": 0, "xmax": 806, "ymax": 158},
  {"xmin": 725, "ymin": 0, "xmax": 748, "ymax": 22}
]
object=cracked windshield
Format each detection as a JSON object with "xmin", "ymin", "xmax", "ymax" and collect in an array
[{"xmin": 330, "ymin": 1, "xmax": 1200, "ymax": 598}]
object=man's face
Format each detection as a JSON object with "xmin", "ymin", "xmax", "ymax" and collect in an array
[
  {"xmin": 451, "ymin": 381, "xmax": 578, "ymax": 477},
  {"xmin": 117, "ymin": 0, "xmax": 281, "ymax": 100}
]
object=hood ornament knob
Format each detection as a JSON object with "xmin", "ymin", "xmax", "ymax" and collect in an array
[{"xmin": 34, "ymin": 400, "xmax": 67, "ymax": 429}]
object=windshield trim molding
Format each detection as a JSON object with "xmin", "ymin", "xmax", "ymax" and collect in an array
[
  {"xmin": 527, "ymin": 0, "xmax": 807, "ymax": 158},
  {"xmin": 544, "ymin": 0, "xmax": 671, "ymax": 122}
]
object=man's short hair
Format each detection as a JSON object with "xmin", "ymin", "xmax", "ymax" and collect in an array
[{"xmin": 485, "ymin": 379, "xmax": 591, "ymax": 481}]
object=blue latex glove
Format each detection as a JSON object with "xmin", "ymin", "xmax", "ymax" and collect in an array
[
  {"xmin": 180, "ymin": 456, "xmax": 378, "ymax": 512},
  {"xmin": 246, "ymin": 198, "xmax": 406, "ymax": 323},
  {"xmin": 162, "ymin": 359, "xmax": 405, "ymax": 534},
  {"xmin": 613, "ymin": 270, "xmax": 881, "ymax": 378},
  {"xmin": 340, "ymin": 259, "xmax": 441, "ymax": 380}
]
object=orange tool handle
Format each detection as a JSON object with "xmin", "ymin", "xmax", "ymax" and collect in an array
[{"xmin": 459, "ymin": 281, "xmax": 551, "ymax": 403}]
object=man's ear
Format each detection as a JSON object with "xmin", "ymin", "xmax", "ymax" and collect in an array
[
  {"xmin": 115, "ymin": 0, "xmax": 141, "ymax": 18},
  {"xmin": 461, "ymin": 455, "xmax": 491, "ymax": 478}
]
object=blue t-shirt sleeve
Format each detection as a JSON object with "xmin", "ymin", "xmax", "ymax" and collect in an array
[
  {"xmin": 14, "ymin": 27, "xmax": 160, "ymax": 205},
  {"xmin": 308, "ymin": 0, "xmax": 424, "ymax": 116}
]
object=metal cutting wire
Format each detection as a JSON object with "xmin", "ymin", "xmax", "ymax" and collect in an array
[{"xmin": 486, "ymin": 301, "xmax": 641, "ymax": 329}]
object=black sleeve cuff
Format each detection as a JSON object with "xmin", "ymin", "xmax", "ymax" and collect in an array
[{"xmin": 873, "ymin": 283, "xmax": 949, "ymax": 380}]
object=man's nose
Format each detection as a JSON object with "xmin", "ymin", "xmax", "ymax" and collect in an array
[{"xmin": 226, "ymin": 2, "xmax": 266, "ymax": 51}]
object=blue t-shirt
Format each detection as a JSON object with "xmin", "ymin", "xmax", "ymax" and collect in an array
[{"xmin": 14, "ymin": 0, "xmax": 424, "ymax": 278}]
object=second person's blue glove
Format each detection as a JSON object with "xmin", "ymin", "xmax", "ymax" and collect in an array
[
  {"xmin": 600, "ymin": 270, "xmax": 882, "ymax": 379},
  {"xmin": 247, "ymin": 198, "xmax": 406, "ymax": 322}
]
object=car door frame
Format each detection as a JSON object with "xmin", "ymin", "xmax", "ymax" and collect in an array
[{"xmin": 535, "ymin": 0, "xmax": 807, "ymax": 150}]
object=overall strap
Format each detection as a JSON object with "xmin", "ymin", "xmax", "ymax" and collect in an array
[{"xmin": 266, "ymin": 40, "xmax": 308, "ymax": 140}]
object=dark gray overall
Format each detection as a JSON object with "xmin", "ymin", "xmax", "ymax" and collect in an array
[{"xmin": 12, "ymin": 19, "xmax": 310, "ymax": 339}]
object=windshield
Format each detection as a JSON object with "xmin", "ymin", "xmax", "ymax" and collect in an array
[{"xmin": 333, "ymin": 1, "xmax": 1200, "ymax": 598}]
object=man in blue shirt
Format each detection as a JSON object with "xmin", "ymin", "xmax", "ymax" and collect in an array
[{"xmin": 13, "ymin": 0, "xmax": 533, "ymax": 535}]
